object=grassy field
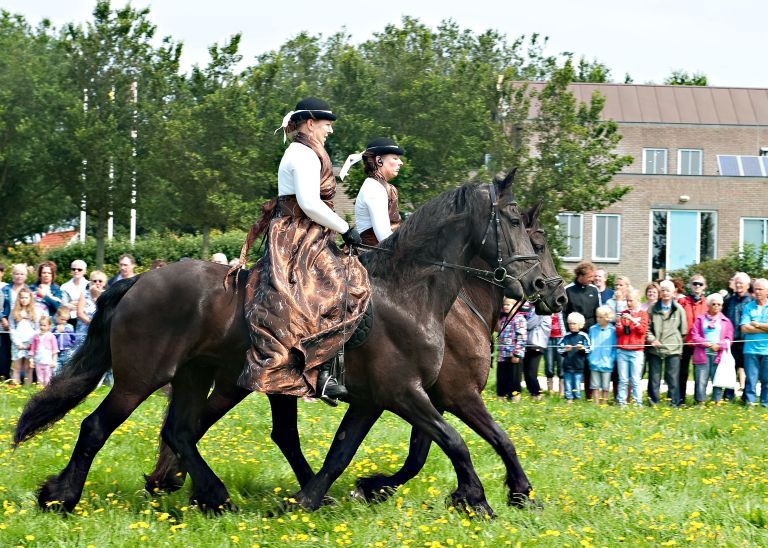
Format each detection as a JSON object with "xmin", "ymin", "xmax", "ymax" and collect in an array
[{"xmin": 0, "ymin": 383, "xmax": 767, "ymax": 547}]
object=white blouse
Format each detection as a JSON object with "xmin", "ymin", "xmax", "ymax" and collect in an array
[
  {"xmin": 354, "ymin": 178, "xmax": 392, "ymax": 242},
  {"xmin": 277, "ymin": 142, "xmax": 349, "ymax": 234}
]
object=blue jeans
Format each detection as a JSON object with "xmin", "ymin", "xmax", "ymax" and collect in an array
[
  {"xmin": 743, "ymin": 353, "xmax": 768, "ymax": 406},
  {"xmin": 694, "ymin": 355, "xmax": 723, "ymax": 403},
  {"xmin": 562, "ymin": 371, "xmax": 583, "ymax": 400},
  {"xmin": 544, "ymin": 342, "xmax": 563, "ymax": 378},
  {"xmin": 617, "ymin": 349, "xmax": 644, "ymax": 405}
]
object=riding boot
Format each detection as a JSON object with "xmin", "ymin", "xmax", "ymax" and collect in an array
[{"xmin": 316, "ymin": 359, "xmax": 348, "ymax": 407}]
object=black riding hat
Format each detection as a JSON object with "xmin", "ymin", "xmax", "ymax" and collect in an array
[
  {"xmin": 289, "ymin": 97, "xmax": 337, "ymax": 123},
  {"xmin": 365, "ymin": 137, "xmax": 405, "ymax": 156}
]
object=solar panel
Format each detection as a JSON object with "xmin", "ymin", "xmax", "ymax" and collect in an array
[
  {"xmin": 742, "ymin": 156, "xmax": 763, "ymax": 176},
  {"xmin": 718, "ymin": 155, "xmax": 740, "ymax": 176}
]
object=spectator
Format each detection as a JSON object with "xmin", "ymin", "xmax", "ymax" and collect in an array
[
  {"xmin": 9, "ymin": 287, "xmax": 37, "ymax": 385},
  {"xmin": 150, "ymin": 259, "xmax": 167, "ymax": 270},
  {"xmin": 211, "ymin": 253, "xmax": 228, "ymax": 265},
  {"xmin": 1, "ymin": 264, "xmax": 29, "ymax": 379},
  {"xmin": 723, "ymin": 272, "xmax": 752, "ymax": 400},
  {"xmin": 558, "ymin": 312, "xmax": 591, "ymax": 403},
  {"xmin": 678, "ymin": 274, "xmax": 709, "ymax": 404},
  {"xmin": 671, "ymin": 278, "xmax": 686, "ymax": 300},
  {"xmin": 690, "ymin": 293, "xmax": 733, "ymax": 404},
  {"xmin": 521, "ymin": 304, "xmax": 551, "ymax": 401},
  {"xmin": 495, "ymin": 297, "xmax": 527, "ymax": 401},
  {"xmin": 605, "ymin": 276, "xmax": 630, "ymax": 318},
  {"xmin": 740, "ymin": 278, "xmax": 768, "ymax": 407},
  {"xmin": 646, "ymin": 280, "xmax": 688, "ymax": 407},
  {"xmin": 60, "ymin": 259, "xmax": 88, "ymax": 327},
  {"xmin": 77, "ymin": 270, "xmax": 107, "ymax": 384},
  {"xmin": 616, "ymin": 288, "xmax": 649, "ymax": 407},
  {"xmin": 642, "ymin": 282, "xmax": 660, "ymax": 312},
  {"xmin": 29, "ymin": 261, "xmax": 63, "ymax": 318},
  {"xmin": 29, "ymin": 315, "xmax": 58, "ymax": 387},
  {"xmin": 109, "ymin": 254, "xmax": 136, "ymax": 286},
  {"xmin": 588, "ymin": 306, "xmax": 617, "ymax": 405},
  {"xmin": 564, "ymin": 261, "xmax": 600, "ymax": 397},
  {"xmin": 0, "ymin": 263, "xmax": 8, "ymax": 378},
  {"xmin": 544, "ymin": 313, "xmax": 564, "ymax": 396},
  {"xmin": 594, "ymin": 268, "xmax": 613, "ymax": 303},
  {"xmin": 53, "ymin": 307, "xmax": 77, "ymax": 374}
]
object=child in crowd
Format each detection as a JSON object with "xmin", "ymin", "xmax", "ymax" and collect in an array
[
  {"xmin": 588, "ymin": 306, "xmax": 617, "ymax": 405},
  {"xmin": 53, "ymin": 307, "xmax": 77, "ymax": 374},
  {"xmin": 29, "ymin": 315, "xmax": 58, "ymax": 387},
  {"xmin": 496, "ymin": 297, "xmax": 527, "ymax": 401},
  {"xmin": 616, "ymin": 288, "xmax": 649, "ymax": 407},
  {"xmin": 558, "ymin": 312, "xmax": 591, "ymax": 403},
  {"xmin": 9, "ymin": 287, "xmax": 37, "ymax": 385},
  {"xmin": 544, "ymin": 312, "xmax": 564, "ymax": 396}
]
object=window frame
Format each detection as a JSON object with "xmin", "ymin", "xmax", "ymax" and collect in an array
[
  {"xmin": 677, "ymin": 148, "xmax": 703, "ymax": 175},
  {"xmin": 649, "ymin": 209, "xmax": 718, "ymax": 281},
  {"xmin": 557, "ymin": 213, "xmax": 583, "ymax": 262},
  {"xmin": 643, "ymin": 148, "xmax": 668, "ymax": 174},
  {"xmin": 591, "ymin": 213, "xmax": 621, "ymax": 262},
  {"xmin": 740, "ymin": 217, "xmax": 768, "ymax": 248}
]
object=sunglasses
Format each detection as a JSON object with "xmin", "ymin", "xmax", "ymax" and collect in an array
[
  {"xmin": 90, "ymin": 279, "xmax": 105, "ymax": 284},
  {"xmin": 691, "ymin": 282, "xmax": 704, "ymax": 287},
  {"xmin": 72, "ymin": 267, "xmax": 84, "ymax": 272}
]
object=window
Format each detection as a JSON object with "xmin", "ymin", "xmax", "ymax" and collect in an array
[
  {"xmin": 592, "ymin": 214, "xmax": 620, "ymax": 261},
  {"xmin": 643, "ymin": 148, "xmax": 667, "ymax": 174},
  {"xmin": 678, "ymin": 149, "xmax": 702, "ymax": 175},
  {"xmin": 742, "ymin": 218, "xmax": 768, "ymax": 266},
  {"xmin": 651, "ymin": 210, "xmax": 716, "ymax": 280},
  {"xmin": 557, "ymin": 213, "xmax": 583, "ymax": 261}
]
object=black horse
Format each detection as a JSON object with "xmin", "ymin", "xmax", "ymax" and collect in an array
[
  {"xmin": 145, "ymin": 201, "xmax": 565, "ymax": 511},
  {"xmin": 15, "ymin": 175, "xmax": 552, "ymax": 516}
]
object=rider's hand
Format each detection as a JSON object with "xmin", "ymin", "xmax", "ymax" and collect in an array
[{"xmin": 342, "ymin": 228, "xmax": 362, "ymax": 247}]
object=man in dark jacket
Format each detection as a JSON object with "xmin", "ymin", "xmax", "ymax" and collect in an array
[{"xmin": 563, "ymin": 261, "xmax": 601, "ymax": 397}]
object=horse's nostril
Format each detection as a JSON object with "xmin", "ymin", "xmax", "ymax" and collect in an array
[
  {"xmin": 556, "ymin": 295, "xmax": 567, "ymax": 306},
  {"xmin": 534, "ymin": 278, "xmax": 546, "ymax": 291}
]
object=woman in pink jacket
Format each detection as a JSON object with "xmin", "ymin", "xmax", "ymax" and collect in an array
[{"xmin": 690, "ymin": 293, "xmax": 734, "ymax": 404}]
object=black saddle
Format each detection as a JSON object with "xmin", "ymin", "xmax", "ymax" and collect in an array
[{"xmin": 345, "ymin": 300, "xmax": 374, "ymax": 350}]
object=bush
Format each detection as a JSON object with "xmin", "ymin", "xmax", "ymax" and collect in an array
[
  {"xmin": 39, "ymin": 230, "xmax": 256, "ymax": 285},
  {"xmin": 669, "ymin": 243, "xmax": 768, "ymax": 292}
]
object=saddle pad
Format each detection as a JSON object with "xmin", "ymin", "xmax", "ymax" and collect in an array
[{"xmin": 345, "ymin": 300, "xmax": 374, "ymax": 350}]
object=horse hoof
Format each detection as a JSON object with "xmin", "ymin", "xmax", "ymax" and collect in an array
[
  {"xmin": 353, "ymin": 475, "xmax": 398, "ymax": 503},
  {"xmin": 37, "ymin": 476, "xmax": 78, "ymax": 513},
  {"xmin": 509, "ymin": 492, "xmax": 543, "ymax": 510},
  {"xmin": 190, "ymin": 496, "xmax": 238, "ymax": 515},
  {"xmin": 144, "ymin": 472, "xmax": 186, "ymax": 495},
  {"xmin": 447, "ymin": 494, "xmax": 495, "ymax": 520}
]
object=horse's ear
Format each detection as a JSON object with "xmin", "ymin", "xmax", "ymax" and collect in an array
[
  {"xmin": 525, "ymin": 202, "xmax": 543, "ymax": 227},
  {"xmin": 498, "ymin": 167, "xmax": 517, "ymax": 191}
]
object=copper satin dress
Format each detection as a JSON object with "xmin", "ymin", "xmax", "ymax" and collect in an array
[{"xmin": 239, "ymin": 140, "xmax": 370, "ymax": 396}]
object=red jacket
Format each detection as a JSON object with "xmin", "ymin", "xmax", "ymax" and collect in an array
[
  {"xmin": 678, "ymin": 295, "xmax": 708, "ymax": 343},
  {"xmin": 616, "ymin": 309, "xmax": 649, "ymax": 351}
]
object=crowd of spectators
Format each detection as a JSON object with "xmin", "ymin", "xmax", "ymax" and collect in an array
[
  {"xmin": 0, "ymin": 252, "xmax": 230, "ymax": 386},
  {"xmin": 495, "ymin": 261, "xmax": 768, "ymax": 408}
]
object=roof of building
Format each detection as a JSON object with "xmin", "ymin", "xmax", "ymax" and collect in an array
[
  {"xmin": 37, "ymin": 230, "xmax": 78, "ymax": 249},
  {"xmin": 524, "ymin": 82, "xmax": 768, "ymax": 126}
]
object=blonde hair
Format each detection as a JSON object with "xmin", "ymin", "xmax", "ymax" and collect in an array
[
  {"xmin": 55, "ymin": 307, "xmax": 70, "ymax": 321},
  {"xmin": 567, "ymin": 312, "xmax": 586, "ymax": 329},
  {"xmin": 39, "ymin": 315, "xmax": 53, "ymax": 329},
  {"xmin": 595, "ymin": 305, "xmax": 615, "ymax": 321},
  {"xmin": 12, "ymin": 288, "xmax": 37, "ymax": 324}
]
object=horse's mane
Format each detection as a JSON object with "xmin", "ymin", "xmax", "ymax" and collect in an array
[{"xmin": 361, "ymin": 183, "xmax": 483, "ymax": 285}]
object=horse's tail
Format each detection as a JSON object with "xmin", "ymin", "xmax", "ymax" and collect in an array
[{"xmin": 13, "ymin": 277, "xmax": 140, "ymax": 446}]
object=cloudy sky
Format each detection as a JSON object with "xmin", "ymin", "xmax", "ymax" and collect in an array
[{"xmin": 3, "ymin": 0, "xmax": 764, "ymax": 87}]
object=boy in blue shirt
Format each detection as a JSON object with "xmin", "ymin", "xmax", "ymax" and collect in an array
[
  {"xmin": 588, "ymin": 306, "xmax": 618, "ymax": 405},
  {"xmin": 558, "ymin": 312, "xmax": 591, "ymax": 402}
]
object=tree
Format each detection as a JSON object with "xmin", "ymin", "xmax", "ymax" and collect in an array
[
  {"xmin": 664, "ymin": 70, "xmax": 707, "ymax": 86},
  {"xmin": 0, "ymin": 12, "xmax": 79, "ymax": 245},
  {"xmin": 61, "ymin": 0, "xmax": 181, "ymax": 267}
]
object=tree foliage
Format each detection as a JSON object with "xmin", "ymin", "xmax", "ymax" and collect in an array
[{"xmin": 664, "ymin": 70, "xmax": 708, "ymax": 86}]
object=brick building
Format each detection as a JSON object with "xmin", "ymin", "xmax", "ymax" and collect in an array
[{"xmin": 552, "ymin": 83, "xmax": 768, "ymax": 286}]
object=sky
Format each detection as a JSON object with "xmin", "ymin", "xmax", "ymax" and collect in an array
[{"xmin": 2, "ymin": 0, "xmax": 765, "ymax": 88}]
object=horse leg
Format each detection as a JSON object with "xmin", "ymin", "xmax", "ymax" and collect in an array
[
  {"xmin": 354, "ymin": 425, "xmax": 434, "ymax": 503},
  {"xmin": 268, "ymin": 394, "xmax": 315, "ymax": 488},
  {"xmin": 285, "ymin": 404, "xmax": 382, "ymax": 512},
  {"xmin": 145, "ymin": 375, "xmax": 250, "ymax": 494},
  {"xmin": 38, "ymin": 388, "xmax": 152, "ymax": 512},
  {"xmin": 160, "ymin": 366, "xmax": 236, "ymax": 513},
  {"xmin": 389, "ymin": 391, "xmax": 494, "ymax": 518},
  {"xmin": 448, "ymin": 393, "xmax": 536, "ymax": 508}
]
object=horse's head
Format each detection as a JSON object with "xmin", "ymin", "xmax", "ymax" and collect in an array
[
  {"xmin": 522, "ymin": 202, "xmax": 567, "ymax": 314},
  {"xmin": 473, "ymin": 169, "xmax": 546, "ymax": 300}
]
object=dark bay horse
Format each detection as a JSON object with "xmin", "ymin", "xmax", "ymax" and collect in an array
[
  {"xmin": 15, "ymin": 177, "xmax": 549, "ymax": 515},
  {"xmin": 145, "ymin": 202, "xmax": 565, "ymax": 511},
  {"xmin": 352, "ymin": 203, "xmax": 566, "ymax": 506}
]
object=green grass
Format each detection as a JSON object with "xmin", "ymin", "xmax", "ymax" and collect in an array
[{"xmin": 1, "ymin": 384, "xmax": 767, "ymax": 547}]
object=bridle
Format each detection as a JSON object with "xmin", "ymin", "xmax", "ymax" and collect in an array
[{"xmin": 354, "ymin": 182, "xmax": 541, "ymax": 293}]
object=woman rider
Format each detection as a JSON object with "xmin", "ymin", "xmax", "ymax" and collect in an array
[
  {"xmin": 340, "ymin": 137, "xmax": 404, "ymax": 245},
  {"xmin": 235, "ymin": 97, "xmax": 370, "ymax": 406}
]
